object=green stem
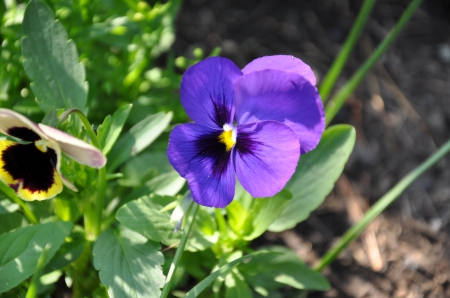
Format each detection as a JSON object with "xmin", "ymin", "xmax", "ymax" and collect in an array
[
  {"xmin": 315, "ymin": 137, "xmax": 450, "ymax": 272},
  {"xmin": 319, "ymin": 0, "xmax": 377, "ymax": 102},
  {"xmin": 161, "ymin": 202, "xmax": 199, "ymax": 298},
  {"xmin": 325, "ymin": 0, "xmax": 424, "ymax": 125},
  {"xmin": 26, "ymin": 244, "xmax": 52, "ymax": 298},
  {"xmin": 59, "ymin": 108, "xmax": 106, "ymax": 237},
  {"xmin": 215, "ymin": 208, "xmax": 228, "ymax": 234},
  {"xmin": 0, "ymin": 182, "xmax": 38, "ymax": 224}
]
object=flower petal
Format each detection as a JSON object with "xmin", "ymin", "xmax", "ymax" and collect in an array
[
  {"xmin": 0, "ymin": 108, "xmax": 47, "ymax": 141},
  {"xmin": 0, "ymin": 140, "xmax": 63, "ymax": 200},
  {"xmin": 234, "ymin": 121, "xmax": 300, "ymax": 198},
  {"xmin": 167, "ymin": 123, "xmax": 235, "ymax": 207},
  {"xmin": 181, "ymin": 57, "xmax": 242, "ymax": 128},
  {"xmin": 241, "ymin": 55, "xmax": 316, "ymax": 86},
  {"xmin": 38, "ymin": 124, "xmax": 107, "ymax": 168},
  {"xmin": 234, "ymin": 69, "xmax": 325, "ymax": 154}
]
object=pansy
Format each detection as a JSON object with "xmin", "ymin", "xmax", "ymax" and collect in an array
[
  {"xmin": 167, "ymin": 55, "xmax": 325, "ymax": 208},
  {"xmin": 0, "ymin": 109, "xmax": 106, "ymax": 201}
]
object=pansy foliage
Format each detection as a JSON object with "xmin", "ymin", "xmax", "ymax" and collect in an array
[{"xmin": 167, "ymin": 56, "xmax": 325, "ymax": 207}]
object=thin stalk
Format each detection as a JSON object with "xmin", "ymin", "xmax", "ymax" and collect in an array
[
  {"xmin": 325, "ymin": 0, "xmax": 424, "ymax": 125},
  {"xmin": 59, "ymin": 108, "xmax": 106, "ymax": 237},
  {"xmin": 161, "ymin": 202, "xmax": 199, "ymax": 298},
  {"xmin": 0, "ymin": 182, "xmax": 38, "ymax": 224},
  {"xmin": 26, "ymin": 244, "xmax": 52, "ymax": 298},
  {"xmin": 319, "ymin": 0, "xmax": 377, "ymax": 102},
  {"xmin": 315, "ymin": 137, "xmax": 450, "ymax": 272}
]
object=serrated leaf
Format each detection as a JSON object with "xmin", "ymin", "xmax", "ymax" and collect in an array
[
  {"xmin": 22, "ymin": 0, "xmax": 87, "ymax": 112},
  {"xmin": 116, "ymin": 195, "xmax": 181, "ymax": 246},
  {"xmin": 0, "ymin": 221, "xmax": 73, "ymax": 293},
  {"xmin": 269, "ymin": 125, "xmax": 356, "ymax": 232},
  {"xmin": 107, "ymin": 112, "xmax": 172, "ymax": 172},
  {"xmin": 98, "ymin": 104, "xmax": 132, "ymax": 155},
  {"xmin": 239, "ymin": 246, "xmax": 330, "ymax": 291},
  {"xmin": 93, "ymin": 228, "xmax": 165, "ymax": 298}
]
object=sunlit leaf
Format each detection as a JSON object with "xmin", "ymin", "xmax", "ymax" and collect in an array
[
  {"xmin": 239, "ymin": 246, "xmax": 330, "ymax": 291},
  {"xmin": 93, "ymin": 228, "xmax": 164, "ymax": 298},
  {"xmin": 243, "ymin": 189, "xmax": 292, "ymax": 240},
  {"xmin": 116, "ymin": 195, "xmax": 181, "ymax": 245},
  {"xmin": 269, "ymin": 125, "xmax": 356, "ymax": 232},
  {"xmin": 22, "ymin": 0, "xmax": 87, "ymax": 111},
  {"xmin": 107, "ymin": 112, "xmax": 172, "ymax": 172},
  {"xmin": 98, "ymin": 104, "xmax": 132, "ymax": 155},
  {"xmin": 0, "ymin": 221, "xmax": 73, "ymax": 293}
]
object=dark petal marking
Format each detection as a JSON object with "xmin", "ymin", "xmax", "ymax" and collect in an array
[
  {"xmin": 2, "ymin": 143, "xmax": 56, "ymax": 192},
  {"xmin": 194, "ymin": 131, "xmax": 232, "ymax": 176},
  {"xmin": 210, "ymin": 95, "xmax": 232, "ymax": 127},
  {"xmin": 7, "ymin": 127, "xmax": 41, "ymax": 142},
  {"xmin": 235, "ymin": 130, "xmax": 264, "ymax": 157}
]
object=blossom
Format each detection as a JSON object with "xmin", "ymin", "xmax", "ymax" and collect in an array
[
  {"xmin": 0, "ymin": 109, "xmax": 106, "ymax": 201},
  {"xmin": 167, "ymin": 55, "xmax": 325, "ymax": 208}
]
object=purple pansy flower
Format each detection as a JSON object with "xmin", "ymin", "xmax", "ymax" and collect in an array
[{"xmin": 167, "ymin": 55, "xmax": 325, "ymax": 208}]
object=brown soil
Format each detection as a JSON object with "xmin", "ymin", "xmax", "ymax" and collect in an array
[{"xmin": 174, "ymin": 0, "xmax": 450, "ymax": 297}]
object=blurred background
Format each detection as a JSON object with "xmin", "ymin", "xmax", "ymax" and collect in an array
[{"xmin": 173, "ymin": 0, "xmax": 450, "ymax": 297}]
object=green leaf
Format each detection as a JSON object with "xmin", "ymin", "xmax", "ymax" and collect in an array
[
  {"xmin": 0, "ymin": 199, "xmax": 19, "ymax": 214},
  {"xmin": 116, "ymin": 195, "xmax": 181, "ymax": 246},
  {"xmin": 22, "ymin": 0, "xmax": 87, "ymax": 112},
  {"xmin": 225, "ymin": 270, "xmax": 253, "ymax": 298},
  {"xmin": 269, "ymin": 125, "xmax": 356, "ymax": 232},
  {"xmin": 0, "ymin": 221, "xmax": 73, "ymax": 293},
  {"xmin": 122, "ymin": 171, "xmax": 186, "ymax": 204},
  {"xmin": 226, "ymin": 200, "xmax": 250, "ymax": 236},
  {"xmin": 186, "ymin": 207, "xmax": 219, "ymax": 252},
  {"xmin": 243, "ymin": 189, "xmax": 292, "ymax": 240},
  {"xmin": 93, "ymin": 228, "xmax": 165, "ymax": 298},
  {"xmin": 0, "ymin": 212, "xmax": 25, "ymax": 236},
  {"xmin": 42, "ymin": 229, "xmax": 85, "ymax": 274},
  {"xmin": 107, "ymin": 112, "xmax": 172, "ymax": 172},
  {"xmin": 98, "ymin": 104, "xmax": 132, "ymax": 155},
  {"xmin": 239, "ymin": 246, "xmax": 330, "ymax": 291},
  {"xmin": 184, "ymin": 251, "xmax": 269, "ymax": 298}
]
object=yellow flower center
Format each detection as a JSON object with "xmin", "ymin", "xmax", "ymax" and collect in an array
[
  {"xmin": 35, "ymin": 139, "xmax": 48, "ymax": 153},
  {"xmin": 219, "ymin": 126, "xmax": 236, "ymax": 152}
]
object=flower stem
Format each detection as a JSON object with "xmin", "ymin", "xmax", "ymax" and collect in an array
[
  {"xmin": 315, "ymin": 137, "xmax": 450, "ymax": 272},
  {"xmin": 160, "ymin": 202, "xmax": 198, "ymax": 298},
  {"xmin": 25, "ymin": 244, "xmax": 52, "ymax": 298},
  {"xmin": 59, "ymin": 108, "xmax": 106, "ymax": 237},
  {"xmin": 319, "ymin": 0, "xmax": 377, "ymax": 102}
]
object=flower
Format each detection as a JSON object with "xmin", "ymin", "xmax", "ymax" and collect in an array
[
  {"xmin": 0, "ymin": 109, "xmax": 106, "ymax": 201},
  {"xmin": 167, "ymin": 55, "xmax": 325, "ymax": 208}
]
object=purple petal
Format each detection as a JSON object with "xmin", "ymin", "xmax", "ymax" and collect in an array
[
  {"xmin": 181, "ymin": 57, "xmax": 242, "ymax": 128},
  {"xmin": 241, "ymin": 55, "xmax": 316, "ymax": 86},
  {"xmin": 38, "ymin": 124, "xmax": 107, "ymax": 168},
  {"xmin": 167, "ymin": 123, "xmax": 235, "ymax": 207},
  {"xmin": 0, "ymin": 108, "xmax": 47, "ymax": 141},
  {"xmin": 234, "ymin": 121, "xmax": 300, "ymax": 198},
  {"xmin": 234, "ymin": 69, "xmax": 325, "ymax": 154}
]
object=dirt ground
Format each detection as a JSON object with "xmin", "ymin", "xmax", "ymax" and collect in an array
[{"xmin": 173, "ymin": 0, "xmax": 450, "ymax": 297}]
